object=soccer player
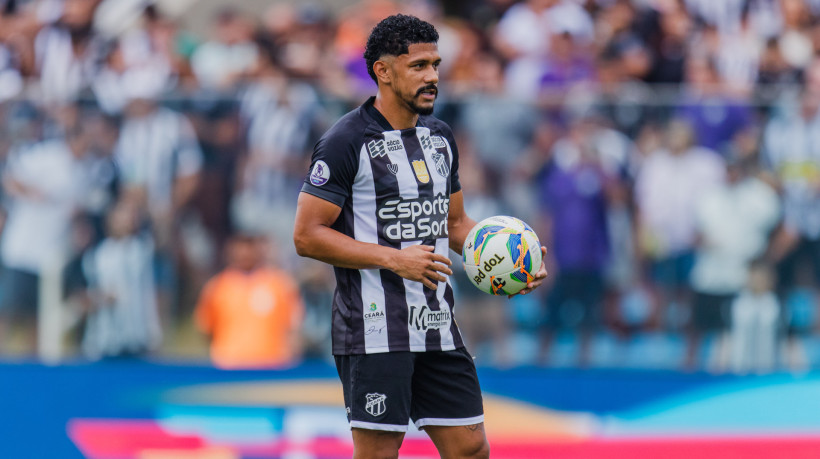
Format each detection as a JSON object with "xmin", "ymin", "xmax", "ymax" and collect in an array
[{"xmin": 294, "ymin": 14, "xmax": 547, "ymax": 459}]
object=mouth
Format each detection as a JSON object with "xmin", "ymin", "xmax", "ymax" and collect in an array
[{"xmin": 417, "ymin": 86, "xmax": 438, "ymax": 100}]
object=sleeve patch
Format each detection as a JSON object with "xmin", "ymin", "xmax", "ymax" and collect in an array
[{"xmin": 309, "ymin": 160, "xmax": 331, "ymax": 186}]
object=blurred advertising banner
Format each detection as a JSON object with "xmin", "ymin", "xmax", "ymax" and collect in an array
[{"xmin": 2, "ymin": 361, "xmax": 820, "ymax": 458}]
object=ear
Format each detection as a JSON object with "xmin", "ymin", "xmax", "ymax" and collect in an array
[{"xmin": 373, "ymin": 59, "xmax": 393, "ymax": 85}]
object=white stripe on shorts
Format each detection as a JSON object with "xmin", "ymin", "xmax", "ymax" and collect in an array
[
  {"xmin": 414, "ymin": 415, "xmax": 485, "ymax": 429},
  {"xmin": 350, "ymin": 420, "xmax": 408, "ymax": 432}
]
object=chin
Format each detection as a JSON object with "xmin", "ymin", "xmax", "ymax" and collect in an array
[
  {"xmin": 413, "ymin": 102, "xmax": 435, "ymax": 116},
  {"xmin": 417, "ymin": 107, "xmax": 434, "ymax": 116}
]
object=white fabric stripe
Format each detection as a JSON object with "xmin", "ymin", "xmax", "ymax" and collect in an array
[
  {"xmin": 384, "ymin": 130, "xmax": 429, "ymax": 351},
  {"xmin": 384, "ymin": 130, "xmax": 418, "ymax": 198},
  {"xmin": 350, "ymin": 420, "xmax": 408, "ymax": 432},
  {"xmin": 416, "ymin": 127, "xmax": 448, "ymax": 196},
  {"xmin": 434, "ymin": 237, "xmax": 456, "ymax": 351},
  {"xmin": 414, "ymin": 415, "xmax": 485, "ymax": 429},
  {"xmin": 418, "ymin": 127, "xmax": 456, "ymax": 350},
  {"xmin": 353, "ymin": 144, "xmax": 389, "ymax": 353},
  {"xmin": 402, "ymin": 240, "xmax": 429, "ymax": 352}
]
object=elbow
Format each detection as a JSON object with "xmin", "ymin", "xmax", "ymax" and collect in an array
[{"xmin": 293, "ymin": 230, "xmax": 312, "ymax": 258}]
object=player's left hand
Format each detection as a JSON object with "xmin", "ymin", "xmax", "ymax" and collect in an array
[{"xmin": 508, "ymin": 246, "xmax": 548, "ymax": 298}]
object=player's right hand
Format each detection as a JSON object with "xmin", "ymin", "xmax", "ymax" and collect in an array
[{"xmin": 390, "ymin": 245, "xmax": 453, "ymax": 290}]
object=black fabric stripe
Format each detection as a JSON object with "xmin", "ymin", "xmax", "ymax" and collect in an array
[
  {"xmin": 368, "ymin": 132, "xmax": 410, "ymax": 352},
  {"xmin": 444, "ymin": 282, "xmax": 463, "ymax": 348},
  {"xmin": 402, "ymin": 130, "xmax": 444, "ymax": 350},
  {"xmin": 439, "ymin": 130, "xmax": 461, "ymax": 348},
  {"xmin": 332, "ymin": 197, "xmax": 364, "ymax": 354}
]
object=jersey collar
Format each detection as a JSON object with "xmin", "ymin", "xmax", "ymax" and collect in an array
[{"xmin": 364, "ymin": 96, "xmax": 395, "ymax": 131}]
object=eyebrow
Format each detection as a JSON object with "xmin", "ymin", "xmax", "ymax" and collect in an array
[{"xmin": 408, "ymin": 57, "xmax": 442, "ymax": 66}]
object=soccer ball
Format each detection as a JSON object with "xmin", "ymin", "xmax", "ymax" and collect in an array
[{"xmin": 462, "ymin": 216, "xmax": 542, "ymax": 296}]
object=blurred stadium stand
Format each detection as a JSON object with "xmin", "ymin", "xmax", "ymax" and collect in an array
[{"xmin": 1, "ymin": 0, "xmax": 820, "ymax": 375}]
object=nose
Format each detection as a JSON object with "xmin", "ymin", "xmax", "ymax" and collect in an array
[{"xmin": 424, "ymin": 66, "xmax": 439, "ymax": 85}]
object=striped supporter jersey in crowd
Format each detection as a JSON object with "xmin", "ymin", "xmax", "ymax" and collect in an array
[{"xmin": 300, "ymin": 97, "xmax": 465, "ymax": 355}]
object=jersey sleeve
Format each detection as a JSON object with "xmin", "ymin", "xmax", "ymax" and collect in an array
[{"xmin": 300, "ymin": 129, "xmax": 359, "ymax": 208}]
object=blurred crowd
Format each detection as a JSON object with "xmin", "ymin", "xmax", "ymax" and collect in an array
[{"xmin": 1, "ymin": 0, "xmax": 820, "ymax": 373}]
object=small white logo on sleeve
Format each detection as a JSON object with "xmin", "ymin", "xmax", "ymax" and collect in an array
[
  {"xmin": 310, "ymin": 160, "xmax": 330, "ymax": 186},
  {"xmin": 365, "ymin": 393, "xmax": 387, "ymax": 417}
]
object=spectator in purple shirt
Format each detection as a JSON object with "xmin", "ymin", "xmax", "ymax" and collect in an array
[
  {"xmin": 539, "ymin": 31, "xmax": 595, "ymax": 91},
  {"xmin": 676, "ymin": 57, "xmax": 753, "ymax": 154},
  {"xmin": 536, "ymin": 116, "xmax": 615, "ymax": 366}
]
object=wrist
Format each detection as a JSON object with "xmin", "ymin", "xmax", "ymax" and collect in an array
[{"xmin": 379, "ymin": 246, "xmax": 400, "ymax": 272}]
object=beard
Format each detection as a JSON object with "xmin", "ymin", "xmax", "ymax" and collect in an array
[
  {"xmin": 404, "ymin": 85, "xmax": 437, "ymax": 115},
  {"xmin": 409, "ymin": 100, "xmax": 435, "ymax": 116}
]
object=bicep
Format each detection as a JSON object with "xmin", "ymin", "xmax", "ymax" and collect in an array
[{"xmin": 294, "ymin": 192, "xmax": 343, "ymax": 232}]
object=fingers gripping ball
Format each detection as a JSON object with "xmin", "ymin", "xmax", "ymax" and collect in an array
[{"xmin": 462, "ymin": 216, "xmax": 542, "ymax": 295}]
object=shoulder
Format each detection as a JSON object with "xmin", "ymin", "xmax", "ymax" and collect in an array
[
  {"xmin": 419, "ymin": 115, "xmax": 457, "ymax": 145},
  {"xmin": 318, "ymin": 105, "xmax": 372, "ymax": 148},
  {"xmin": 419, "ymin": 115, "xmax": 453, "ymax": 134}
]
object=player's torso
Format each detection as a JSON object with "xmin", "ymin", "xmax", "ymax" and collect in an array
[
  {"xmin": 333, "ymin": 122, "xmax": 463, "ymax": 355},
  {"xmin": 350, "ymin": 125, "xmax": 454, "ymax": 247}
]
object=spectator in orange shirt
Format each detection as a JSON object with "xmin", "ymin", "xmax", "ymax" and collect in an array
[{"xmin": 195, "ymin": 232, "xmax": 304, "ymax": 369}]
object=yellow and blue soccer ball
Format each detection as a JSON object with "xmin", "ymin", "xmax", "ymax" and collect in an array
[{"xmin": 463, "ymin": 216, "xmax": 542, "ymax": 296}]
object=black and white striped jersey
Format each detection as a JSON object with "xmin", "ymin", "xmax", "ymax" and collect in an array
[{"xmin": 301, "ymin": 97, "xmax": 464, "ymax": 355}]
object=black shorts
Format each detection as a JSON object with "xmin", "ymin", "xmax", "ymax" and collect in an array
[{"xmin": 334, "ymin": 347, "xmax": 484, "ymax": 432}]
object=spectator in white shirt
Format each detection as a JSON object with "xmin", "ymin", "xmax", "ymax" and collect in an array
[
  {"xmin": 635, "ymin": 119, "xmax": 725, "ymax": 329},
  {"xmin": 689, "ymin": 154, "xmax": 780, "ymax": 370},
  {"xmin": 494, "ymin": 0, "xmax": 593, "ymax": 97},
  {"xmin": 190, "ymin": 8, "xmax": 258, "ymax": 90},
  {"xmin": 0, "ymin": 125, "xmax": 89, "ymax": 353},
  {"xmin": 763, "ymin": 87, "xmax": 820, "ymax": 301}
]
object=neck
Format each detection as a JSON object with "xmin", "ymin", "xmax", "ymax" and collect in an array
[{"xmin": 373, "ymin": 90, "xmax": 419, "ymax": 130}]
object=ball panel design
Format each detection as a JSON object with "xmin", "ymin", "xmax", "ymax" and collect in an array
[{"xmin": 462, "ymin": 215, "xmax": 543, "ymax": 296}]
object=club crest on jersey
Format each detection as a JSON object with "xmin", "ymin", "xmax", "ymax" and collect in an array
[
  {"xmin": 431, "ymin": 152, "xmax": 449, "ymax": 178},
  {"xmin": 386, "ymin": 163, "xmax": 399, "ymax": 175},
  {"xmin": 310, "ymin": 160, "xmax": 330, "ymax": 186},
  {"xmin": 368, "ymin": 139, "xmax": 387, "ymax": 158},
  {"xmin": 412, "ymin": 160, "xmax": 430, "ymax": 184}
]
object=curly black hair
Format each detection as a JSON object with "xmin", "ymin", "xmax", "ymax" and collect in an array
[{"xmin": 364, "ymin": 14, "xmax": 439, "ymax": 83}]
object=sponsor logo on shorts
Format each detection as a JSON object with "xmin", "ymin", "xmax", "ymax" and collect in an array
[
  {"xmin": 365, "ymin": 393, "xmax": 387, "ymax": 417},
  {"xmin": 309, "ymin": 160, "xmax": 330, "ymax": 186},
  {"xmin": 409, "ymin": 305, "xmax": 451, "ymax": 332}
]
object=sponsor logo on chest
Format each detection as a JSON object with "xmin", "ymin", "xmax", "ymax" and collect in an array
[
  {"xmin": 364, "ymin": 302, "xmax": 385, "ymax": 321},
  {"xmin": 377, "ymin": 194, "xmax": 449, "ymax": 241}
]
